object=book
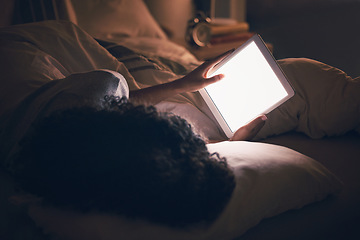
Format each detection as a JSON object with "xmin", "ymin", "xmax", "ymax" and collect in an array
[
  {"xmin": 210, "ymin": 32, "xmax": 255, "ymax": 45},
  {"xmin": 210, "ymin": 22, "xmax": 249, "ymax": 36}
]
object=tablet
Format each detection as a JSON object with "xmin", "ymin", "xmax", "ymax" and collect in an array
[{"xmin": 199, "ymin": 34, "xmax": 294, "ymax": 138}]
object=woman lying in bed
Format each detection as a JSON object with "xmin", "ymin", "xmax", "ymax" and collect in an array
[
  {"xmin": 10, "ymin": 58, "xmax": 266, "ymax": 228},
  {"xmin": 0, "ymin": 20, "xmax": 358, "ymax": 233},
  {"xmin": 0, "ymin": 21, "xmax": 266, "ymax": 229}
]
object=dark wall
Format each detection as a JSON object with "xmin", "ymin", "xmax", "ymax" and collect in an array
[
  {"xmin": 247, "ymin": 0, "xmax": 360, "ymax": 78},
  {"xmin": 11, "ymin": 0, "xmax": 57, "ymax": 25}
]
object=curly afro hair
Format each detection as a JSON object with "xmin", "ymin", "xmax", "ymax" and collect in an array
[{"xmin": 16, "ymin": 96, "xmax": 235, "ymax": 228}]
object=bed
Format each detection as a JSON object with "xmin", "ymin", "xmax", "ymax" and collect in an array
[{"xmin": 0, "ymin": 1, "xmax": 359, "ymax": 240}]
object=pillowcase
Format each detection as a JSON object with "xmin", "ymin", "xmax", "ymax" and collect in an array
[
  {"xmin": 205, "ymin": 141, "xmax": 342, "ymax": 239},
  {"xmin": 27, "ymin": 141, "xmax": 341, "ymax": 240},
  {"xmin": 70, "ymin": 0, "xmax": 168, "ymax": 40}
]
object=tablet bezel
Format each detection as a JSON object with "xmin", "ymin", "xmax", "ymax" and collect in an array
[{"xmin": 198, "ymin": 34, "xmax": 295, "ymax": 138}]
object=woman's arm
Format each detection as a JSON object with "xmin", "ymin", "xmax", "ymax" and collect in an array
[
  {"xmin": 128, "ymin": 49, "xmax": 267, "ymax": 142},
  {"xmin": 129, "ymin": 50, "xmax": 232, "ymax": 105}
]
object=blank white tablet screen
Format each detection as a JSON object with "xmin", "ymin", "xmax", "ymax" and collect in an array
[{"xmin": 206, "ymin": 41, "xmax": 288, "ymax": 132}]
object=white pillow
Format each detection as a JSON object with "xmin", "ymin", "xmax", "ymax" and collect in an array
[
  {"xmin": 255, "ymin": 58, "xmax": 360, "ymax": 139},
  {"xmin": 205, "ymin": 141, "xmax": 342, "ymax": 239},
  {"xmin": 70, "ymin": 0, "xmax": 168, "ymax": 40},
  {"xmin": 27, "ymin": 141, "xmax": 341, "ymax": 240},
  {"xmin": 144, "ymin": 0, "xmax": 195, "ymax": 39}
]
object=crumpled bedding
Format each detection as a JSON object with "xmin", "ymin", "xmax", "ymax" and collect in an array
[
  {"xmin": 0, "ymin": 20, "xmax": 128, "ymax": 117},
  {"xmin": 1, "ymin": 20, "xmax": 359, "ymax": 141},
  {"xmin": 97, "ymin": 35, "xmax": 360, "ymax": 140},
  {"xmin": 258, "ymin": 58, "xmax": 360, "ymax": 139}
]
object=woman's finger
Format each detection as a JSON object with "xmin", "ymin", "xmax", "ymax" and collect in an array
[
  {"xmin": 230, "ymin": 115, "xmax": 267, "ymax": 141},
  {"xmin": 205, "ymin": 73, "xmax": 225, "ymax": 85}
]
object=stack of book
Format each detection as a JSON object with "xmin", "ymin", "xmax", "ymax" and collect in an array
[
  {"xmin": 209, "ymin": 20, "xmax": 254, "ymax": 45},
  {"xmin": 189, "ymin": 19, "xmax": 274, "ymax": 60}
]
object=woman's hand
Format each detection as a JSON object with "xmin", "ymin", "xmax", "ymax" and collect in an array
[
  {"xmin": 130, "ymin": 49, "xmax": 233, "ymax": 105},
  {"xmin": 230, "ymin": 115, "xmax": 267, "ymax": 141},
  {"xmin": 172, "ymin": 49, "xmax": 234, "ymax": 93}
]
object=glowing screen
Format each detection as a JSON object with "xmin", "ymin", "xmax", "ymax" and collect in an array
[{"xmin": 203, "ymin": 39, "xmax": 293, "ymax": 135}]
